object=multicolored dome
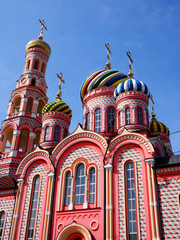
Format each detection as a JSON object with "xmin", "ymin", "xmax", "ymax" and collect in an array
[
  {"xmin": 149, "ymin": 113, "xmax": 170, "ymax": 136},
  {"xmin": 80, "ymin": 69, "xmax": 128, "ymax": 101},
  {"xmin": 42, "ymin": 97, "xmax": 72, "ymax": 118},
  {"xmin": 114, "ymin": 78, "xmax": 150, "ymax": 99}
]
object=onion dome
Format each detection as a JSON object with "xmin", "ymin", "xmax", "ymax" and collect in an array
[
  {"xmin": 114, "ymin": 78, "xmax": 150, "ymax": 99},
  {"xmin": 149, "ymin": 113, "xmax": 170, "ymax": 136},
  {"xmin": 26, "ymin": 39, "xmax": 51, "ymax": 56},
  {"xmin": 42, "ymin": 97, "xmax": 72, "ymax": 118},
  {"xmin": 80, "ymin": 69, "xmax": 128, "ymax": 101}
]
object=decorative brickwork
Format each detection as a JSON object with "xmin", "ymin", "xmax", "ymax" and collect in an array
[
  {"xmin": 158, "ymin": 176, "xmax": 180, "ymax": 239},
  {"xmin": 0, "ymin": 197, "xmax": 15, "ymax": 239},
  {"xmin": 117, "ymin": 99, "xmax": 147, "ymax": 110}
]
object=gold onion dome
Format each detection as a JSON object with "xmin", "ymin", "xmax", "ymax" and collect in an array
[
  {"xmin": 25, "ymin": 39, "xmax": 51, "ymax": 56},
  {"xmin": 42, "ymin": 97, "xmax": 72, "ymax": 118},
  {"xmin": 149, "ymin": 113, "xmax": 170, "ymax": 136}
]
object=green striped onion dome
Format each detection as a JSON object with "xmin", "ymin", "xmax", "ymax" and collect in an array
[
  {"xmin": 42, "ymin": 97, "xmax": 72, "ymax": 118},
  {"xmin": 149, "ymin": 113, "xmax": 169, "ymax": 136}
]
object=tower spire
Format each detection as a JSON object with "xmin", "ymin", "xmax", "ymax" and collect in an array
[
  {"xmin": 126, "ymin": 51, "xmax": 133, "ymax": 78},
  {"xmin": 57, "ymin": 73, "xmax": 65, "ymax": 98},
  {"xmin": 105, "ymin": 43, "xmax": 111, "ymax": 70},
  {"xmin": 39, "ymin": 19, "xmax": 47, "ymax": 40}
]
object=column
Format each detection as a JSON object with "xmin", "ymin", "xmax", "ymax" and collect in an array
[
  {"xmin": 9, "ymin": 129, "xmax": 21, "ymax": 157},
  {"xmin": 27, "ymin": 132, "xmax": 36, "ymax": 152},
  {"xmin": 19, "ymin": 97, "xmax": 27, "ymax": 116},
  {"xmin": 31, "ymin": 99, "xmax": 39, "ymax": 118}
]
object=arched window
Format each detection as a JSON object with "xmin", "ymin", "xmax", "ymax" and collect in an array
[
  {"xmin": 41, "ymin": 62, "xmax": 45, "ymax": 74},
  {"xmin": 45, "ymin": 126, "xmax": 49, "ymax": 141},
  {"xmin": 118, "ymin": 111, "xmax": 121, "ymax": 128},
  {"xmin": 107, "ymin": 107, "xmax": 115, "ymax": 132},
  {"xmin": 89, "ymin": 168, "xmax": 95, "ymax": 203},
  {"xmin": 26, "ymin": 59, "xmax": 31, "ymax": 70},
  {"xmin": 26, "ymin": 98, "xmax": 33, "ymax": 113},
  {"xmin": 0, "ymin": 212, "xmax": 5, "ymax": 239},
  {"xmin": 85, "ymin": 112, "xmax": 90, "ymax": 130},
  {"xmin": 75, "ymin": 164, "xmax": 85, "ymax": 204},
  {"xmin": 12, "ymin": 97, "xmax": 21, "ymax": 113},
  {"xmin": 33, "ymin": 59, "xmax": 39, "ymax": 70},
  {"xmin": 27, "ymin": 176, "xmax": 40, "ymax": 239},
  {"xmin": 19, "ymin": 129, "xmax": 28, "ymax": 152},
  {"xmin": 126, "ymin": 107, "xmax": 131, "ymax": 124},
  {"xmin": 125, "ymin": 162, "xmax": 137, "ymax": 239},
  {"xmin": 54, "ymin": 125, "xmax": 60, "ymax": 141},
  {"xmin": 37, "ymin": 101, "xmax": 44, "ymax": 118},
  {"xmin": 1, "ymin": 128, "xmax": 13, "ymax": 152},
  {"xmin": 34, "ymin": 132, "xmax": 40, "ymax": 149},
  {"xmin": 137, "ymin": 107, "xmax": 143, "ymax": 124},
  {"xmin": 95, "ymin": 108, "xmax": 101, "ymax": 133},
  {"xmin": 64, "ymin": 171, "xmax": 71, "ymax": 206}
]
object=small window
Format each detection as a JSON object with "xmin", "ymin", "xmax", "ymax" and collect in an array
[
  {"xmin": 0, "ymin": 212, "xmax": 5, "ymax": 239},
  {"xmin": 75, "ymin": 164, "xmax": 85, "ymax": 205},
  {"xmin": 27, "ymin": 176, "xmax": 40, "ymax": 239},
  {"xmin": 54, "ymin": 125, "xmax": 60, "ymax": 141},
  {"xmin": 89, "ymin": 168, "xmax": 95, "ymax": 203},
  {"xmin": 45, "ymin": 126, "xmax": 49, "ymax": 141},
  {"xmin": 118, "ymin": 111, "xmax": 121, "ymax": 128},
  {"xmin": 85, "ymin": 113, "xmax": 90, "ymax": 130},
  {"xmin": 64, "ymin": 171, "xmax": 71, "ymax": 206},
  {"xmin": 107, "ymin": 107, "xmax": 115, "ymax": 132},
  {"xmin": 26, "ymin": 60, "xmax": 31, "ymax": 70},
  {"xmin": 41, "ymin": 62, "xmax": 45, "ymax": 74},
  {"xmin": 12, "ymin": 97, "xmax": 21, "ymax": 113},
  {"xmin": 95, "ymin": 108, "xmax": 101, "ymax": 133},
  {"xmin": 126, "ymin": 107, "xmax": 131, "ymax": 124},
  {"xmin": 31, "ymin": 78, "xmax": 36, "ymax": 86},
  {"xmin": 37, "ymin": 101, "xmax": 44, "ymax": 118},
  {"xmin": 34, "ymin": 132, "xmax": 40, "ymax": 149},
  {"xmin": 137, "ymin": 107, "xmax": 143, "ymax": 124},
  {"xmin": 34, "ymin": 59, "xmax": 39, "ymax": 70},
  {"xmin": 64, "ymin": 129, "xmax": 68, "ymax": 138}
]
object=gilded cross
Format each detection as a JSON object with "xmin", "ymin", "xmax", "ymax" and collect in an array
[
  {"xmin": 39, "ymin": 19, "xmax": 47, "ymax": 40},
  {"xmin": 105, "ymin": 43, "xmax": 111, "ymax": 69},
  {"xmin": 57, "ymin": 73, "xmax": 65, "ymax": 98},
  {"xmin": 126, "ymin": 51, "xmax": 133, "ymax": 77}
]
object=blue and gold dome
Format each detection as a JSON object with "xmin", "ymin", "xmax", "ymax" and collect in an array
[
  {"xmin": 42, "ymin": 97, "xmax": 72, "ymax": 118},
  {"xmin": 80, "ymin": 69, "xmax": 128, "ymax": 102},
  {"xmin": 114, "ymin": 78, "xmax": 150, "ymax": 99}
]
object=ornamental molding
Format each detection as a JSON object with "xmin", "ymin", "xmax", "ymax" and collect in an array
[
  {"xmin": 51, "ymin": 124, "xmax": 107, "ymax": 162},
  {"xmin": 109, "ymin": 128, "xmax": 153, "ymax": 153}
]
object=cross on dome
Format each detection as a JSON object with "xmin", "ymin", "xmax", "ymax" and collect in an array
[
  {"xmin": 39, "ymin": 19, "xmax": 47, "ymax": 40},
  {"xmin": 57, "ymin": 73, "xmax": 65, "ymax": 98},
  {"xmin": 105, "ymin": 43, "xmax": 111, "ymax": 70},
  {"xmin": 126, "ymin": 51, "xmax": 134, "ymax": 78}
]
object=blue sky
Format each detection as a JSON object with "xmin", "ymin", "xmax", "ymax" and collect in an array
[{"xmin": 0, "ymin": 0, "xmax": 180, "ymax": 154}]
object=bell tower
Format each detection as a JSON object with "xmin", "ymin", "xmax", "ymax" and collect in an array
[{"xmin": 0, "ymin": 20, "xmax": 51, "ymax": 189}]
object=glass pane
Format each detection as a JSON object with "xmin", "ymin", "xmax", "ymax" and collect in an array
[
  {"xmin": 108, "ymin": 107, "xmax": 115, "ymax": 132},
  {"xmin": 75, "ymin": 164, "xmax": 85, "ymax": 204}
]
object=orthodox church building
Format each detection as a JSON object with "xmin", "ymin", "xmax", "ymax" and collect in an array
[{"xmin": 0, "ymin": 23, "xmax": 180, "ymax": 240}]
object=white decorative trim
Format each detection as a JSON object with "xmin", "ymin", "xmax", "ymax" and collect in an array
[
  {"xmin": 69, "ymin": 202, "xmax": 73, "ymax": 210},
  {"xmin": 13, "ymin": 129, "xmax": 21, "ymax": 136},
  {"xmin": 48, "ymin": 172, "xmax": 54, "ymax": 178},
  {"xmin": 29, "ymin": 132, "xmax": 36, "ymax": 139},
  {"xmin": 145, "ymin": 158, "xmax": 155, "ymax": 166},
  {"xmin": 104, "ymin": 163, "xmax": 113, "ymax": 171},
  {"xmin": 9, "ymin": 149, "xmax": 18, "ymax": 157},
  {"xmin": 31, "ymin": 113, "xmax": 36, "ymax": 118},
  {"xmin": 83, "ymin": 201, "xmax": 88, "ymax": 209},
  {"xmin": 106, "ymin": 205, "xmax": 113, "ymax": 210}
]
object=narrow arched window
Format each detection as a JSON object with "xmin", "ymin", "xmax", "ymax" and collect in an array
[
  {"xmin": 54, "ymin": 125, "xmax": 60, "ymax": 141},
  {"xmin": 108, "ymin": 107, "xmax": 115, "ymax": 132},
  {"xmin": 19, "ymin": 129, "xmax": 28, "ymax": 152},
  {"xmin": 137, "ymin": 107, "xmax": 143, "ymax": 124},
  {"xmin": 41, "ymin": 62, "xmax": 45, "ymax": 74},
  {"xmin": 26, "ymin": 98, "xmax": 33, "ymax": 113},
  {"xmin": 75, "ymin": 164, "xmax": 85, "ymax": 204},
  {"xmin": 27, "ymin": 176, "xmax": 40, "ymax": 239},
  {"xmin": 34, "ymin": 132, "xmax": 40, "ymax": 149},
  {"xmin": 85, "ymin": 112, "xmax": 90, "ymax": 130},
  {"xmin": 95, "ymin": 108, "xmax": 101, "ymax": 133},
  {"xmin": 34, "ymin": 59, "xmax": 39, "ymax": 70},
  {"xmin": 0, "ymin": 212, "xmax": 5, "ymax": 239},
  {"xmin": 126, "ymin": 107, "xmax": 131, "ymax": 124},
  {"xmin": 64, "ymin": 171, "xmax": 71, "ymax": 206},
  {"xmin": 45, "ymin": 126, "xmax": 49, "ymax": 141},
  {"xmin": 26, "ymin": 59, "xmax": 31, "ymax": 70},
  {"xmin": 89, "ymin": 168, "xmax": 95, "ymax": 203},
  {"xmin": 118, "ymin": 111, "xmax": 121, "ymax": 128},
  {"xmin": 126, "ymin": 162, "xmax": 137, "ymax": 239},
  {"xmin": 31, "ymin": 78, "xmax": 36, "ymax": 86}
]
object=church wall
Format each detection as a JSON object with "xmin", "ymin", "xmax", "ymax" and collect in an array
[{"xmin": 157, "ymin": 168, "xmax": 180, "ymax": 239}]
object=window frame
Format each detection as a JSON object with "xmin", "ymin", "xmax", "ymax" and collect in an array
[
  {"xmin": 54, "ymin": 125, "xmax": 60, "ymax": 141},
  {"xmin": 125, "ymin": 107, "xmax": 131, "ymax": 125},
  {"xmin": 74, "ymin": 163, "xmax": 86, "ymax": 205},
  {"xmin": 137, "ymin": 107, "xmax": 143, "ymax": 124},
  {"xmin": 107, "ymin": 107, "xmax": 115, "ymax": 132},
  {"xmin": 0, "ymin": 211, "xmax": 5, "ymax": 240},
  {"xmin": 33, "ymin": 58, "xmax": 40, "ymax": 70},
  {"xmin": 64, "ymin": 171, "xmax": 72, "ymax": 206},
  {"xmin": 44, "ymin": 126, "xmax": 50, "ymax": 141},
  {"xmin": 88, "ymin": 167, "xmax": 96, "ymax": 204},
  {"xmin": 94, "ymin": 108, "xmax": 101, "ymax": 133},
  {"xmin": 85, "ymin": 112, "xmax": 90, "ymax": 130}
]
